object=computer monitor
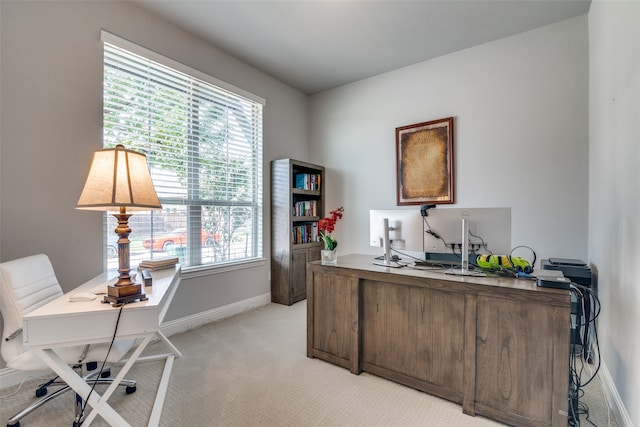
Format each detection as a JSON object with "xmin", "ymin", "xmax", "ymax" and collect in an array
[
  {"xmin": 369, "ymin": 209, "xmax": 424, "ymax": 266},
  {"xmin": 369, "ymin": 207, "xmax": 511, "ymax": 267},
  {"xmin": 422, "ymin": 207, "xmax": 511, "ymax": 255},
  {"xmin": 369, "ymin": 209, "xmax": 424, "ymax": 252}
]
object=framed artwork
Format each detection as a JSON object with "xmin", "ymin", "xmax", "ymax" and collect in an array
[{"xmin": 396, "ymin": 117, "xmax": 454, "ymax": 205}]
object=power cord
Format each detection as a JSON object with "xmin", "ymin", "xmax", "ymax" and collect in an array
[
  {"xmin": 389, "ymin": 247, "xmax": 453, "ymax": 270},
  {"xmin": 468, "ymin": 229, "xmax": 491, "ymax": 253},
  {"xmin": 423, "ymin": 216, "xmax": 493, "ymax": 272},
  {"xmin": 568, "ymin": 283, "xmax": 601, "ymax": 427},
  {"xmin": 76, "ymin": 304, "xmax": 125, "ymax": 426},
  {"xmin": 423, "ymin": 217, "xmax": 446, "ymax": 245}
]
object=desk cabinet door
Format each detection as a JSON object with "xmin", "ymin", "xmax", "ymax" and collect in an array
[
  {"xmin": 361, "ymin": 280, "xmax": 465, "ymax": 402},
  {"xmin": 308, "ymin": 271, "xmax": 354, "ymax": 368},
  {"xmin": 292, "ymin": 247, "xmax": 321, "ymax": 303},
  {"xmin": 474, "ymin": 296, "xmax": 569, "ymax": 426}
]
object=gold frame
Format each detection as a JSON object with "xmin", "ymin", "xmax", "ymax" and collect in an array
[{"xmin": 396, "ymin": 117, "xmax": 454, "ymax": 205}]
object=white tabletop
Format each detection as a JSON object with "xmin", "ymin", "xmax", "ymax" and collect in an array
[{"xmin": 23, "ymin": 266, "xmax": 181, "ymax": 349}]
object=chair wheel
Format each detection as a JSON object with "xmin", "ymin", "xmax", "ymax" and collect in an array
[
  {"xmin": 100, "ymin": 369, "xmax": 111, "ymax": 378},
  {"xmin": 126, "ymin": 385, "xmax": 136, "ymax": 394},
  {"xmin": 7, "ymin": 421, "xmax": 20, "ymax": 427},
  {"xmin": 35, "ymin": 387, "xmax": 47, "ymax": 397}
]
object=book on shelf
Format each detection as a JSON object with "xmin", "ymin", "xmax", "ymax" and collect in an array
[
  {"xmin": 294, "ymin": 173, "xmax": 321, "ymax": 191},
  {"xmin": 292, "ymin": 223, "xmax": 318, "ymax": 244},
  {"xmin": 292, "ymin": 200, "xmax": 318, "ymax": 217},
  {"xmin": 138, "ymin": 257, "xmax": 179, "ymax": 270}
]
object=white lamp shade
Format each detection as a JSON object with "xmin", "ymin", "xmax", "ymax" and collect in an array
[{"xmin": 77, "ymin": 145, "xmax": 162, "ymax": 211}]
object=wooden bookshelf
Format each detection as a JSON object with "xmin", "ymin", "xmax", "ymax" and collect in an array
[{"xmin": 271, "ymin": 158, "xmax": 325, "ymax": 305}]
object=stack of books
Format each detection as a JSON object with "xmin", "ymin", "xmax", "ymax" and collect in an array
[
  {"xmin": 292, "ymin": 223, "xmax": 319, "ymax": 244},
  {"xmin": 138, "ymin": 257, "xmax": 179, "ymax": 271},
  {"xmin": 292, "ymin": 200, "xmax": 318, "ymax": 217},
  {"xmin": 294, "ymin": 173, "xmax": 321, "ymax": 190}
]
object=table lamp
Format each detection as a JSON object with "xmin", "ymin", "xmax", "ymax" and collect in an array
[{"xmin": 77, "ymin": 144, "xmax": 162, "ymax": 304}]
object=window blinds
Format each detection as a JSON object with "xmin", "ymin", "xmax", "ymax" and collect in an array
[{"xmin": 102, "ymin": 31, "xmax": 263, "ymax": 267}]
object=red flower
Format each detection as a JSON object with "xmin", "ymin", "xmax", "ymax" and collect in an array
[
  {"xmin": 318, "ymin": 207, "xmax": 344, "ymax": 250},
  {"xmin": 318, "ymin": 207, "xmax": 344, "ymax": 233}
]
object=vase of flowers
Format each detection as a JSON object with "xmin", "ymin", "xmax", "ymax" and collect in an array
[{"xmin": 318, "ymin": 207, "xmax": 344, "ymax": 265}]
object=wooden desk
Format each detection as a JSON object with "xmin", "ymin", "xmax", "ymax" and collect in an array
[
  {"xmin": 307, "ymin": 254, "xmax": 571, "ymax": 427},
  {"xmin": 23, "ymin": 266, "xmax": 182, "ymax": 426}
]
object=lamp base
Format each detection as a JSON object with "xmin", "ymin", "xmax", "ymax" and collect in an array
[
  {"xmin": 103, "ymin": 294, "xmax": 148, "ymax": 305},
  {"xmin": 103, "ymin": 283, "xmax": 147, "ymax": 305}
]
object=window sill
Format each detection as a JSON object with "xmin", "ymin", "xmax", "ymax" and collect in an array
[{"xmin": 181, "ymin": 258, "xmax": 267, "ymax": 279}]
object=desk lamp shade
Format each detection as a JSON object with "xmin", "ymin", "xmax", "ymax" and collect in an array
[{"xmin": 77, "ymin": 144, "xmax": 161, "ymax": 304}]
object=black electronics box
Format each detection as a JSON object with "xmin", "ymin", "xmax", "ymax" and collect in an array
[
  {"xmin": 541, "ymin": 258, "xmax": 592, "ymax": 287},
  {"xmin": 542, "ymin": 258, "xmax": 593, "ymax": 353},
  {"xmin": 140, "ymin": 269, "xmax": 153, "ymax": 286},
  {"xmin": 536, "ymin": 275, "xmax": 572, "ymax": 290}
]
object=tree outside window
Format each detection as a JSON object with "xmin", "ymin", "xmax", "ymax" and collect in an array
[{"xmin": 103, "ymin": 41, "xmax": 263, "ymax": 270}]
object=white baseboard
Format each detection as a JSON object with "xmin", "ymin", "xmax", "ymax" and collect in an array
[
  {"xmin": 159, "ymin": 292, "xmax": 271, "ymax": 337},
  {"xmin": 600, "ymin": 360, "xmax": 633, "ymax": 427},
  {"xmin": 0, "ymin": 293, "xmax": 272, "ymax": 390}
]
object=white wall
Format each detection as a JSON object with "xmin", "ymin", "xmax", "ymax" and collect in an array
[
  {"xmin": 309, "ymin": 16, "xmax": 589, "ymax": 266},
  {"xmin": 0, "ymin": 0, "xmax": 308, "ymax": 368},
  {"xmin": 3, "ymin": 3, "xmax": 638, "ymax": 422},
  {"xmin": 589, "ymin": 1, "xmax": 640, "ymax": 425}
]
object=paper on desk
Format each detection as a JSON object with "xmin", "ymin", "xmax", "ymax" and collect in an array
[{"xmin": 89, "ymin": 282, "xmax": 110, "ymax": 294}]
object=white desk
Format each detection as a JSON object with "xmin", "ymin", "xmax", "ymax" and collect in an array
[{"xmin": 23, "ymin": 266, "xmax": 182, "ymax": 426}]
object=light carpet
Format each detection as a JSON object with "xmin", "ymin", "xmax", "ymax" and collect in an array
[{"xmin": 0, "ymin": 301, "xmax": 618, "ymax": 426}]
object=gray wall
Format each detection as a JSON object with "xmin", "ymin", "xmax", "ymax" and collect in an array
[
  {"xmin": 309, "ymin": 16, "xmax": 589, "ymax": 264},
  {"xmin": 0, "ymin": 0, "xmax": 308, "ymax": 366},
  {"xmin": 2, "ymin": 2, "xmax": 639, "ymax": 424},
  {"xmin": 589, "ymin": 1, "xmax": 640, "ymax": 425},
  {"xmin": 307, "ymin": 8, "xmax": 639, "ymax": 424}
]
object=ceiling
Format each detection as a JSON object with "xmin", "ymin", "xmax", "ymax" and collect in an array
[{"xmin": 134, "ymin": 0, "xmax": 591, "ymax": 95}]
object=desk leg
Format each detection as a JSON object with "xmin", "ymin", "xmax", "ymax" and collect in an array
[
  {"xmin": 128, "ymin": 331, "xmax": 182, "ymax": 364},
  {"xmin": 149, "ymin": 353, "xmax": 174, "ymax": 426},
  {"xmin": 82, "ymin": 335, "xmax": 152, "ymax": 425},
  {"xmin": 157, "ymin": 331, "xmax": 182, "ymax": 359},
  {"xmin": 462, "ymin": 294, "xmax": 477, "ymax": 416},
  {"xmin": 34, "ymin": 346, "xmax": 137, "ymax": 426},
  {"xmin": 116, "ymin": 331, "xmax": 181, "ymax": 427},
  {"xmin": 141, "ymin": 332, "xmax": 181, "ymax": 427}
]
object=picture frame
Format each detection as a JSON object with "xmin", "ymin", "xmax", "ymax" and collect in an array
[{"xmin": 396, "ymin": 117, "xmax": 454, "ymax": 205}]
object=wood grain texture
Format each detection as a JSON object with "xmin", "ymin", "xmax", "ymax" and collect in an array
[
  {"xmin": 307, "ymin": 254, "xmax": 571, "ymax": 427},
  {"xmin": 271, "ymin": 159, "xmax": 324, "ymax": 305},
  {"xmin": 312, "ymin": 273, "xmax": 351, "ymax": 359},
  {"xmin": 475, "ymin": 296, "xmax": 557, "ymax": 425},
  {"xmin": 362, "ymin": 281, "xmax": 465, "ymax": 394}
]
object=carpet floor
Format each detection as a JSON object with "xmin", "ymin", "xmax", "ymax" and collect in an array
[{"xmin": 0, "ymin": 301, "xmax": 618, "ymax": 426}]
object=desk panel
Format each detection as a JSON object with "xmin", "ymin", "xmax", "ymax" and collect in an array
[
  {"xmin": 21, "ymin": 265, "xmax": 181, "ymax": 426},
  {"xmin": 23, "ymin": 266, "xmax": 180, "ymax": 348},
  {"xmin": 307, "ymin": 254, "xmax": 570, "ymax": 427},
  {"xmin": 361, "ymin": 279, "xmax": 465, "ymax": 402}
]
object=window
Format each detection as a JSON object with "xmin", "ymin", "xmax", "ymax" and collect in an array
[{"xmin": 102, "ymin": 31, "xmax": 264, "ymax": 271}]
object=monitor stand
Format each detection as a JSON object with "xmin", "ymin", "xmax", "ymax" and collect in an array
[
  {"xmin": 444, "ymin": 211, "xmax": 485, "ymax": 277},
  {"xmin": 372, "ymin": 217, "xmax": 403, "ymax": 268},
  {"xmin": 373, "ymin": 258, "xmax": 404, "ymax": 268}
]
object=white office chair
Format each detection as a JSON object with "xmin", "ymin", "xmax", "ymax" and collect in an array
[{"xmin": 0, "ymin": 254, "xmax": 136, "ymax": 427}]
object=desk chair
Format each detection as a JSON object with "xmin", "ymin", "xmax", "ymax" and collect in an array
[{"xmin": 0, "ymin": 254, "xmax": 136, "ymax": 427}]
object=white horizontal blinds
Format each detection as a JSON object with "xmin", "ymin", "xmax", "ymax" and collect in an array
[{"xmin": 103, "ymin": 33, "xmax": 263, "ymax": 267}]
